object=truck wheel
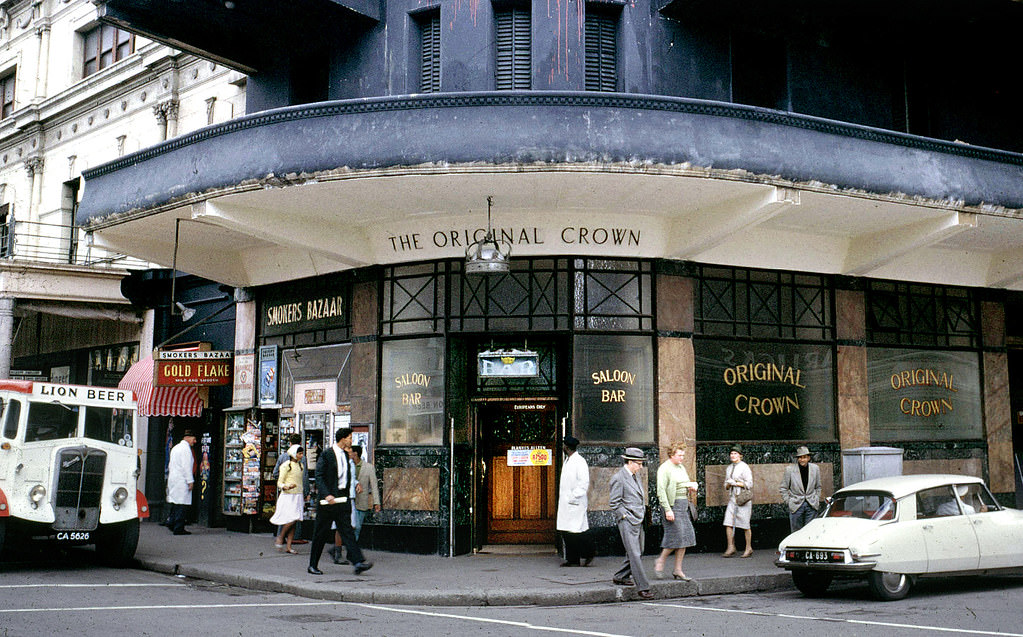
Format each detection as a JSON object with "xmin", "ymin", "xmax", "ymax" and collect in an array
[
  {"xmin": 95, "ymin": 519, "xmax": 140, "ymax": 568},
  {"xmin": 867, "ymin": 570, "xmax": 913, "ymax": 601},
  {"xmin": 792, "ymin": 570, "xmax": 833, "ymax": 597}
]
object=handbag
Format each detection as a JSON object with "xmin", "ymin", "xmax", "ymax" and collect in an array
[{"xmin": 728, "ymin": 464, "xmax": 753, "ymax": 506}]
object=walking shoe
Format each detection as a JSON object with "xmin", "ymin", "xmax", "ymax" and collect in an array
[
  {"xmin": 612, "ymin": 576, "xmax": 635, "ymax": 586},
  {"xmin": 353, "ymin": 561, "xmax": 374, "ymax": 575},
  {"xmin": 307, "ymin": 566, "xmax": 323, "ymax": 575},
  {"xmin": 637, "ymin": 590, "xmax": 654, "ymax": 599},
  {"xmin": 582, "ymin": 556, "xmax": 593, "ymax": 567}
]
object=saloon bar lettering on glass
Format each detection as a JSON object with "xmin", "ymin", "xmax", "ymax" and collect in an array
[
  {"xmin": 395, "ymin": 372, "xmax": 432, "ymax": 406},
  {"xmin": 722, "ymin": 362, "xmax": 805, "ymax": 416},
  {"xmin": 387, "ymin": 226, "xmax": 641, "ymax": 252},
  {"xmin": 890, "ymin": 368, "xmax": 956, "ymax": 417},
  {"xmin": 591, "ymin": 368, "xmax": 636, "ymax": 403}
]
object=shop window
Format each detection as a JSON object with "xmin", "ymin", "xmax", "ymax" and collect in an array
[
  {"xmin": 694, "ymin": 339, "xmax": 835, "ymax": 442},
  {"xmin": 584, "ymin": 6, "xmax": 618, "ymax": 92},
  {"xmin": 380, "ymin": 337, "xmax": 445, "ymax": 445},
  {"xmin": 695, "ymin": 265, "xmax": 832, "ymax": 340},
  {"xmin": 574, "ymin": 259, "xmax": 653, "ymax": 331},
  {"xmin": 866, "ymin": 281, "xmax": 978, "ymax": 348},
  {"xmin": 416, "ymin": 10, "xmax": 441, "ymax": 93},
  {"xmin": 0, "ymin": 71, "xmax": 14, "ymax": 118},
  {"xmin": 866, "ymin": 347, "xmax": 981, "ymax": 442},
  {"xmin": 572, "ymin": 334, "xmax": 654, "ymax": 442},
  {"xmin": 280, "ymin": 343, "xmax": 352, "ymax": 409},
  {"xmin": 495, "ymin": 6, "xmax": 531, "ymax": 90},
  {"xmin": 83, "ymin": 24, "xmax": 135, "ymax": 78}
]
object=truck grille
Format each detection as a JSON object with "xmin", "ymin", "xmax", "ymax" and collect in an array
[{"xmin": 53, "ymin": 447, "xmax": 106, "ymax": 531}]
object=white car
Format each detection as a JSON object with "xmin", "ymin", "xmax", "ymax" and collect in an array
[{"xmin": 775, "ymin": 474, "xmax": 1023, "ymax": 600}]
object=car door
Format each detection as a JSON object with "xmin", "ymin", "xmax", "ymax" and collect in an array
[
  {"xmin": 915, "ymin": 485, "xmax": 980, "ymax": 573},
  {"xmin": 960, "ymin": 483, "xmax": 1023, "ymax": 570}
]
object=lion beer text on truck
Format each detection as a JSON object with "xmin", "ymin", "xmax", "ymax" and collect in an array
[{"xmin": 0, "ymin": 380, "xmax": 148, "ymax": 566}]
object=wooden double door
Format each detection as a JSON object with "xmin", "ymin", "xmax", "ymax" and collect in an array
[{"xmin": 479, "ymin": 402, "xmax": 557, "ymax": 544}]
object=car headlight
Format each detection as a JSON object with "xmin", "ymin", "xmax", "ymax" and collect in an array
[
  {"xmin": 29, "ymin": 484, "xmax": 46, "ymax": 507},
  {"xmin": 112, "ymin": 487, "xmax": 129, "ymax": 509}
]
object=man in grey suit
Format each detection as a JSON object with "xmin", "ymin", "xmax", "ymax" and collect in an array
[
  {"xmin": 779, "ymin": 445, "xmax": 823, "ymax": 532},
  {"xmin": 609, "ymin": 447, "xmax": 653, "ymax": 599}
]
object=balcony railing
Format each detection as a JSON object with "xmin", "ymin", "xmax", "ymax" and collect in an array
[{"xmin": 0, "ymin": 218, "xmax": 149, "ymax": 269}]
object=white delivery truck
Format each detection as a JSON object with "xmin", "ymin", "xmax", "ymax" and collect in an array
[{"xmin": 0, "ymin": 380, "xmax": 149, "ymax": 565}]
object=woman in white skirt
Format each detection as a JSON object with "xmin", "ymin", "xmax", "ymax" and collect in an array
[
  {"xmin": 271, "ymin": 445, "xmax": 305, "ymax": 554},
  {"xmin": 722, "ymin": 444, "xmax": 754, "ymax": 558}
]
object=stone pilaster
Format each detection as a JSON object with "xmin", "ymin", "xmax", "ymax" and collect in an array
[
  {"xmin": 981, "ymin": 300, "xmax": 1013, "ymax": 492},
  {"xmin": 836, "ymin": 287, "xmax": 870, "ymax": 449},
  {"xmin": 656, "ymin": 272, "xmax": 696, "ymax": 476},
  {"xmin": 350, "ymin": 280, "xmax": 379, "ymax": 433}
]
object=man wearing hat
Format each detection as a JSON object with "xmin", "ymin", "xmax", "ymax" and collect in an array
[
  {"xmin": 779, "ymin": 445, "xmax": 822, "ymax": 532},
  {"xmin": 608, "ymin": 447, "xmax": 653, "ymax": 599},
  {"xmin": 166, "ymin": 428, "xmax": 197, "ymax": 536},
  {"xmin": 556, "ymin": 436, "xmax": 594, "ymax": 567}
]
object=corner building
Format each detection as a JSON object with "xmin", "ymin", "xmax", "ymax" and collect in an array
[{"xmin": 80, "ymin": 0, "xmax": 1023, "ymax": 553}]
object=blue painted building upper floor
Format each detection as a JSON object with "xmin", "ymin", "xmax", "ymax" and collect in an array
[{"xmin": 98, "ymin": 0, "xmax": 1023, "ymax": 154}]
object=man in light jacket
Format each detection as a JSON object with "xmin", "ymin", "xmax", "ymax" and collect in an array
[
  {"xmin": 608, "ymin": 447, "xmax": 653, "ymax": 599},
  {"xmin": 166, "ymin": 429, "xmax": 197, "ymax": 536},
  {"xmin": 556, "ymin": 435, "xmax": 594, "ymax": 567},
  {"xmin": 779, "ymin": 445, "xmax": 823, "ymax": 532}
]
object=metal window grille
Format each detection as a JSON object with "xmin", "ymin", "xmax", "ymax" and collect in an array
[
  {"xmin": 694, "ymin": 265, "xmax": 833, "ymax": 341},
  {"xmin": 419, "ymin": 12, "xmax": 441, "ymax": 93},
  {"xmin": 495, "ymin": 8, "xmax": 531, "ymax": 90},
  {"xmin": 573, "ymin": 259, "xmax": 653, "ymax": 331},
  {"xmin": 450, "ymin": 258, "xmax": 570, "ymax": 332},
  {"xmin": 381, "ymin": 262, "xmax": 447, "ymax": 335},
  {"xmin": 584, "ymin": 9, "xmax": 617, "ymax": 92},
  {"xmin": 866, "ymin": 281, "xmax": 978, "ymax": 348}
]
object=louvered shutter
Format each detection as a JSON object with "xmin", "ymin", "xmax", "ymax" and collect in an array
[
  {"xmin": 496, "ymin": 8, "xmax": 531, "ymax": 90},
  {"xmin": 584, "ymin": 11, "xmax": 617, "ymax": 92},
  {"xmin": 420, "ymin": 14, "xmax": 441, "ymax": 93}
]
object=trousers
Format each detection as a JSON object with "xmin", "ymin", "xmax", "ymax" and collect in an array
[
  {"xmin": 309, "ymin": 501, "xmax": 365, "ymax": 568},
  {"xmin": 614, "ymin": 519, "xmax": 649, "ymax": 591}
]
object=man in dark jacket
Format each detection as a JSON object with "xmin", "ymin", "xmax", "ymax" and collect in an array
[{"xmin": 307, "ymin": 428, "xmax": 372, "ymax": 575}]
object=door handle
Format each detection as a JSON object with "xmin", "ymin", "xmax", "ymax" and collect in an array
[{"xmin": 922, "ymin": 524, "xmax": 933, "ymax": 530}]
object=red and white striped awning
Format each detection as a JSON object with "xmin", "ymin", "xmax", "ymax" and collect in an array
[{"xmin": 118, "ymin": 354, "xmax": 204, "ymax": 417}]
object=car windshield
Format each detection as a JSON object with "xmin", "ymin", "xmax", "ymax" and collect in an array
[{"xmin": 825, "ymin": 491, "xmax": 896, "ymax": 520}]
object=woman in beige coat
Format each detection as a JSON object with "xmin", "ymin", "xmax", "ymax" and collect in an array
[{"xmin": 270, "ymin": 445, "xmax": 305, "ymax": 554}]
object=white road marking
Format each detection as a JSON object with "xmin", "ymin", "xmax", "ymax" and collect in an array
[
  {"xmin": 650, "ymin": 602, "xmax": 1023, "ymax": 637},
  {"xmin": 0, "ymin": 583, "xmax": 185, "ymax": 589},
  {"xmin": 0, "ymin": 600, "xmax": 632, "ymax": 636}
]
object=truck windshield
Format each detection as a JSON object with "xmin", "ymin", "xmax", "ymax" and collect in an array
[
  {"xmin": 84, "ymin": 406, "xmax": 133, "ymax": 447},
  {"xmin": 25, "ymin": 402, "xmax": 79, "ymax": 442}
]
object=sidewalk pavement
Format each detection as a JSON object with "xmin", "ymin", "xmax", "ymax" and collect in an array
[{"xmin": 135, "ymin": 522, "xmax": 793, "ymax": 606}]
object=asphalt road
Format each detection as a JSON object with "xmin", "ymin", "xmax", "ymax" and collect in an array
[{"xmin": 1, "ymin": 553, "xmax": 1022, "ymax": 637}]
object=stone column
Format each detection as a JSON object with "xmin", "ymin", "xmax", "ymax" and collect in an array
[
  {"xmin": 152, "ymin": 100, "xmax": 179, "ymax": 142},
  {"xmin": 34, "ymin": 24, "xmax": 50, "ymax": 101},
  {"xmin": 0, "ymin": 296, "xmax": 14, "ymax": 379},
  {"xmin": 656, "ymin": 268, "xmax": 696, "ymax": 477},
  {"xmin": 981, "ymin": 300, "xmax": 1013, "ymax": 493},
  {"xmin": 350, "ymin": 279, "xmax": 379, "ymax": 455},
  {"xmin": 25, "ymin": 156, "xmax": 43, "ymax": 224},
  {"xmin": 836, "ymin": 285, "xmax": 870, "ymax": 450}
]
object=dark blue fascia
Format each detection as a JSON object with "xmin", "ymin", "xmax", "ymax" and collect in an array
[{"xmin": 78, "ymin": 92, "xmax": 1023, "ymax": 224}]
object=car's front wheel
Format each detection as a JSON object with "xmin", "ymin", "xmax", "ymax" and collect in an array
[
  {"xmin": 867, "ymin": 570, "xmax": 913, "ymax": 601},
  {"xmin": 792, "ymin": 570, "xmax": 833, "ymax": 597}
]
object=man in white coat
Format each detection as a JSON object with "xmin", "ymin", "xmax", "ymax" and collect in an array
[
  {"xmin": 167, "ymin": 429, "xmax": 197, "ymax": 536},
  {"xmin": 556, "ymin": 436, "xmax": 594, "ymax": 567},
  {"xmin": 779, "ymin": 445, "xmax": 823, "ymax": 532}
]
